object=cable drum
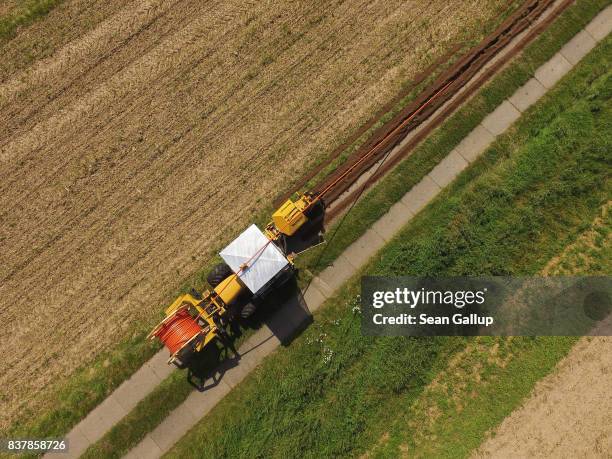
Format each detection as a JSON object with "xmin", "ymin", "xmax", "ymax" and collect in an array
[{"xmin": 151, "ymin": 307, "xmax": 203, "ymax": 357}]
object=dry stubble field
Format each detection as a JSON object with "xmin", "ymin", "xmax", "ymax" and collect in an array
[
  {"xmin": 474, "ymin": 336, "xmax": 612, "ymax": 458},
  {"xmin": 0, "ymin": 0, "xmax": 510, "ymax": 429}
]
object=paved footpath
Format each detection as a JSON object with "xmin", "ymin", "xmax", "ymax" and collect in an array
[{"xmin": 49, "ymin": 6, "xmax": 612, "ymax": 459}]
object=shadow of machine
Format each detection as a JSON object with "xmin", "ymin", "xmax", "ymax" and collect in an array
[{"xmin": 184, "ymin": 275, "xmax": 312, "ymax": 391}]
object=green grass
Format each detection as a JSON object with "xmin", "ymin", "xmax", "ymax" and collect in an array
[
  {"xmin": 0, "ymin": 0, "xmax": 65, "ymax": 42},
  {"xmin": 367, "ymin": 336, "xmax": 578, "ymax": 458},
  {"xmin": 367, "ymin": 206, "xmax": 612, "ymax": 458},
  {"xmin": 80, "ymin": 371, "xmax": 193, "ymax": 459},
  {"xmin": 7, "ymin": 0, "xmax": 609, "ymax": 450},
  {"xmin": 165, "ymin": 35, "xmax": 611, "ymax": 458}
]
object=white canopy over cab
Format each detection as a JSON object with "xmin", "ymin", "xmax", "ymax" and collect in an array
[{"xmin": 219, "ymin": 224, "xmax": 289, "ymax": 294}]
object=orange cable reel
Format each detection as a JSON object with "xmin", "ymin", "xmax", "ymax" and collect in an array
[{"xmin": 150, "ymin": 306, "xmax": 205, "ymax": 362}]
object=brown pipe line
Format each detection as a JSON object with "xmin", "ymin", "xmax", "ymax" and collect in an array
[
  {"xmin": 271, "ymin": 43, "xmax": 465, "ymax": 208},
  {"xmin": 312, "ymin": 0, "xmax": 550, "ymax": 205},
  {"xmin": 325, "ymin": 0, "xmax": 571, "ymax": 221}
]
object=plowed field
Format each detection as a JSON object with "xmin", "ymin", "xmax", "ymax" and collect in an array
[{"xmin": 0, "ymin": 0, "xmax": 510, "ymax": 428}]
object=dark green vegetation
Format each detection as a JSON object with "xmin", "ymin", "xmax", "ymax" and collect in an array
[
  {"xmin": 166, "ymin": 33, "xmax": 612, "ymax": 458},
  {"xmin": 9, "ymin": 0, "xmax": 609, "ymax": 452},
  {"xmin": 0, "ymin": 0, "xmax": 64, "ymax": 41}
]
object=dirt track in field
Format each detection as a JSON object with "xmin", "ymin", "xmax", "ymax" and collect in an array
[
  {"xmin": 0, "ymin": 0, "xmax": 509, "ymax": 428},
  {"xmin": 474, "ymin": 336, "xmax": 612, "ymax": 458}
]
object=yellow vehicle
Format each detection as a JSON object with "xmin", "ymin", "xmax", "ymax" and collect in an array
[{"xmin": 148, "ymin": 193, "xmax": 324, "ymax": 368}]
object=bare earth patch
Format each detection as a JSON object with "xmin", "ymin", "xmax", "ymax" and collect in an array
[
  {"xmin": 473, "ymin": 335, "xmax": 612, "ymax": 458},
  {"xmin": 542, "ymin": 201, "xmax": 611, "ymax": 276},
  {"xmin": 0, "ymin": 2, "xmax": 19, "ymax": 18},
  {"xmin": 0, "ymin": 0, "xmax": 509, "ymax": 429}
]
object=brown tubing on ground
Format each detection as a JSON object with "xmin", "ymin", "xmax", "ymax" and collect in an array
[
  {"xmin": 275, "ymin": 0, "xmax": 562, "ymax": 220},
  {"xmin": 324, "ymin": 0, "xmax": 572, "ymax": 221}
]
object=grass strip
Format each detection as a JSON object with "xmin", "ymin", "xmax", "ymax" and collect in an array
[
  {"xmin": 367, "ymin": 205, "xmax": 612, "ymax": 458},
  {"xmin": 80, "ymin": 371, "xmax": 193, "ymax": 459},
  {"xmin": 367, "ymin": 336, "xmax": 578, "ymax": 458},
  {"xmin": 0, "ymin": 0, "xmax": 65, "ymax": 42},
  {"xmin": 165, "ymin": 35, "xmax": 611, "ymax": 458},
  {"xmin": 8, "ymin": 0, "xmax": 608, "ymax": 450}
]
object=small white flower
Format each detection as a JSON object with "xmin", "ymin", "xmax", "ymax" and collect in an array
[{"xmin": 322, "ymin": 347, "xmax": 334, "ymax": 364}]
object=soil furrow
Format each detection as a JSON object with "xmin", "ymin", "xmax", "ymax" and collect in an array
[{"xmin": 0, "ymin": 0, "xmax": 509, "ymax": 429}]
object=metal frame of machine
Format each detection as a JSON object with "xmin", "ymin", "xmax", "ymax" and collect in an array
[{"xmin": 149, "ymin": 193, "xmax": 320, "ymax": 368}]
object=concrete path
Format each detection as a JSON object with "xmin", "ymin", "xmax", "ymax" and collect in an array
[{"xmin": 49, "ymin": 6, "xmax": 612, "ymax": 458}]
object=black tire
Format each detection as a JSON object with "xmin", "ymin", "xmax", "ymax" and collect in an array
[
  {"xmin": 207, "ymin": 262, "xmax": 233, "ymax": 288},
  {"xmin": 240, "ymin": 302, "xmax": 257, "ymax": 319}
]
